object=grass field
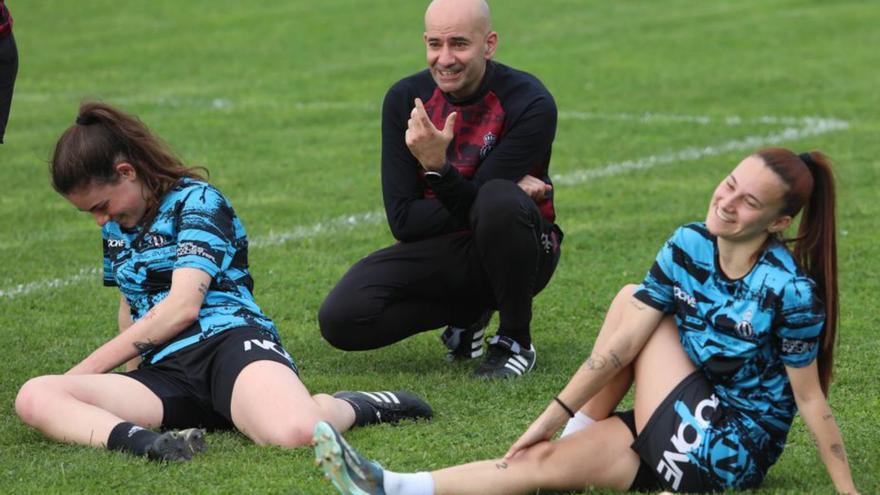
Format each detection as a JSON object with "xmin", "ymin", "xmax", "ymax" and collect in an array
[{"xmin": 1, "ymin": 1, "xmax": 878, "ymax": 493}]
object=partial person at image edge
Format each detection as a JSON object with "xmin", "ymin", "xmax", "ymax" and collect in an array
[{"xmin": 0, "ymin": 0, "xmax": 18, "ymax": 144}]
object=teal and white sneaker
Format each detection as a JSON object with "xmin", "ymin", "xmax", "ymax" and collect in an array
[{"xmin": 313, "ymin": 421, "xmax": 386, "ymax": 495}]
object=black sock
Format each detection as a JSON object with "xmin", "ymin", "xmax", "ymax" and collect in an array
[
  {"xmin": 107, "ymin": 422, "xmax": 160, "ymax": 456},
  {"xmin": 334, "ymin": 393, "xmax": 376, "ymax": 427}
]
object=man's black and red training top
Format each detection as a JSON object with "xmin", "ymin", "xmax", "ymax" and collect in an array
[
  {"xmin": 0, "ymin": 1, "xmax": 13, "ymax": 38},
  {"xmin": 381, "ymin": 60, "xmax": 557, "ymax": 242}
]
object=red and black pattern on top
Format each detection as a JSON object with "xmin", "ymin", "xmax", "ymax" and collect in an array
[
  {"xmin": 0, "ymin": 2, "xmax": 11, "ymax": 37},
  {"xmin": 381, "ymin": 61, "xmax": 557, "ymax": 242},
  {"xmin": 418, "ymin": 86, "xmax": 555, "ymax": 222},
  {"xmin": 422, "ymin": 87, "xmax": 505, "ymax": 189}
]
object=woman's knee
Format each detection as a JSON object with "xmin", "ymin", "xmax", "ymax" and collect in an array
[
  {"xmin": 616, "ymin": 284, "xmax": 639, "ymax": 301},
  {"xmin": 252, "ymin": 418, "xmax": 317, "ymax": 449},
  {"xmin": 15, "ymin": 375, "xmax": 60, "ymax": 426},
  {"xmin": 510, "ymin": 441, "xmax": 571, "ymax": 485}
]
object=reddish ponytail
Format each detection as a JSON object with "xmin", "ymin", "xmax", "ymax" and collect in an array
[{"xmin": 758, "ymin": 148, "xmax": 838, "ymax": 395}]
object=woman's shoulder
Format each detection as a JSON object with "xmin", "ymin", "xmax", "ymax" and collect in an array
[
  {"xmin": 169, "ymin": 179, "xmax": 231, "ymax": 207},
  {"xmin": 755, "ymin": 242, "xmax": 818, "ymax": 296},
  {"xmin": 665, "ymin": 222, "xmax": 714, "ymax": 250}
]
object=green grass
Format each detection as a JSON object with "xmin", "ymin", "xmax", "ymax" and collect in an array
[{"xmin": 1, "ymin": 0, "xmax": 878, "ymax": 493}]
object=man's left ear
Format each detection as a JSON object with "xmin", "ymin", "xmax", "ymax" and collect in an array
[
  {"xmin": 484, "ymin": 31, "xmax": 498, "ymax": 59},
  {"xmin": 767, "ymin": 215, "xmax": 792, "ymax": 234},
  {"xmin": 115, "ymin": 162, "xmax": 137, "ymax": 181}
]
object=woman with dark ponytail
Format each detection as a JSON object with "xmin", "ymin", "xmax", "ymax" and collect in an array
[
  {"xmin": 312, "ymin": 148, "xmax": 858, "ymax": 495},
  {"xmin": 15, "ymin": 102, "xmax": 432, "ymax": 461}
]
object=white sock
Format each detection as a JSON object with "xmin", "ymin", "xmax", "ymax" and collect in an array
[
  {"xmin": 383, "ymin": 470, "xmax": 435, "ymax": 495},
  {"xmin": 560, "ymin": 411, "xmax": 596, "ymax": 438}
]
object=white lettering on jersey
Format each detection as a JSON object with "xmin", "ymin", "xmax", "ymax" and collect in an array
[{"xmin": 674, "ymin": 286, "xmax": 697, "ymax": 308}]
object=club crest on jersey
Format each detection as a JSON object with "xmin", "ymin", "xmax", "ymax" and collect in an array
[
  {"xmin": 735, "ymin": 309, "xmax": 754, "ymax": 338},
  {"xmin": 144, "ymin": 233, "xmax": 169, "ymax": 248},
  {"xmin": 480, "ymin": 132, "xmax": 497, "ymax": 159}
]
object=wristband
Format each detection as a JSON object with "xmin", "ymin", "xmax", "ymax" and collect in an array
[{"xmin": 554, "ymin": 396, "xmax": 575, "ymax": 418}]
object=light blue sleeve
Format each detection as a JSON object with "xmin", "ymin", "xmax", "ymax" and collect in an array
[
  {"xmin": 633, "ymin": 230, "xmax": 678, "ymax": 313},
  {"xmin": 174, "ymin": 186, "xmax": 236, "ymax": 278},
  {"xmin": 774, "ymin": 276, "xmax": 824, "ymax": 368}
]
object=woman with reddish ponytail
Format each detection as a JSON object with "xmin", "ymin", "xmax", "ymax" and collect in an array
[
  {"xmin": 312, "ymin": 148, "xmax": 858, "ymax": 495},
  {"xmin": 15, "ymin": 102, "xmax": 432, "ymax": 462}
]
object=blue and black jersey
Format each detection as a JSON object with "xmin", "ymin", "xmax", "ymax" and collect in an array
[
  {"xmin": 102, "ymin": 178, "xmax": 277, "ymax": 365},
  {"xmin": 634, "ymin": 222, "xmax": 824, "ymax": 468}
]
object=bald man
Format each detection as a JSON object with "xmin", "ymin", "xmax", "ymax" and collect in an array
[{"xmin": 319, "ymin": 0, "xmax": 561, "ymax": 379}]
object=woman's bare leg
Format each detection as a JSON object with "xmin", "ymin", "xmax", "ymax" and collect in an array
[
  {"xmin": 431, "ymin": 314, "xmax": 696, "ymax": 495},
  {"xmin": 429, "ymin": 416, "xmax": 638, "ymax": 494},
  {"xmin": 577, "ymin": 285, "xmax": 639, "ymax": 421},
  {"xmin": 632, "ymin": 315, "xmax": 696, "ymax": 430},
  {"xmin": 230, "ymin": 360, "xmax": 356, "ymax": 448},
  {"xmin": 15, "ymin": 374, "xmax": 163, "ymax": 447}
]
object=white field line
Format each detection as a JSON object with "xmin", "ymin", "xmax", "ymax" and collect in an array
[
  {"xmin": 250, "ymin": 210, "xmax": 386, "ymax": 248},
  {"xmin": 552, "ymin": 117, "xmax": 849, "ymax": 186},
  {"xmin": 0, "ymin": 267, "xmax": 101, "ymax": 300},
  {"xmin": 0, "ymin": 115, "xmax": 849, "ymax": 300},
  {"xmin": 558, "ymin": 111, "xmax": 818, "ymax": 126}
]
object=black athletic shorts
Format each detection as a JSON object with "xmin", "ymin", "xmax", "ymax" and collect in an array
[
  {"xmin": 617, "ymin": 371, "xmax": 766, "ymax": 493},
  {"xmin": 123, "ymin": 326, "xmax": 299, "ymax": 431}
]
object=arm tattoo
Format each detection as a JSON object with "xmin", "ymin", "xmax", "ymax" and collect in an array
[
  {"xmin": 822, "ymin": 413, "xmax": 833, "ymax": 421},
  {"xmin": 609, "ymin": 350, "xmax": 623, "ymax": 369},
  {"xmin": 586, "ymin": 355, "xmax": 607, "ymax": 371},
  {"xmin": 198, "ymin": 282, "xmax": 209, "ymax": 296},
  {"xmin": 830, "ymin": 444, "xmax": 847, "ymax": 463},
  {"xmin": 495, "ymin": 461, "xmax": 508, "ymax": 470},
  {"xmin": 133, "ymin": 339, "xmax": 156, "ymax": 354}
]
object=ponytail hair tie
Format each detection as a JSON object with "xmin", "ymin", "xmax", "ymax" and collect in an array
[
  {"xmin": 798, "ymin": 152, "xmax": 816, "ymax": 170},
  {"xmin": 75, "ymin": 115, "xmax": 97, "ymax": 126}
]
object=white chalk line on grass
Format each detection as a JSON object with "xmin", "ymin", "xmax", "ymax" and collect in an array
[
  {"xmin": 12, "ymin": 93, "xmax": 836, "ymax": 127},
  {"xmin": 0, "ymin": 267, "xmax": 101, "ymax": 300},
  {"xmin": 552, "ymin": 116, "xmax": 849, "ymax": 186},
  {"xmin": 0, "ymin": 114, "xmax": 849, "ymax": 300},
  {"xmin": 251, "ymin": 210, "xmax": 386, "ymax": 248},
  {"xmin": 557, "ymin": 111, "xmax": 831, "ymax": 127}
]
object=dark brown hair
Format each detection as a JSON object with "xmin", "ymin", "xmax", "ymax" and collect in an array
[
  {"xmin": 51, "ymin": 101, "xmax": 207, "ymax": 223},
  {"xmin": 757, "ymin": 147, "xmax": 837, "ymax": 395}
]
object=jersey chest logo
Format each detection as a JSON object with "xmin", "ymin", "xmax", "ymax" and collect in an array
[
  {"xmin": 480, "ymin": 132, "xmax": 497, "ymax": 159},
  {"xmin": 735, "ymin": 309, "xmax": 755, "ymax": 338}
]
